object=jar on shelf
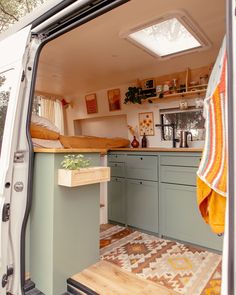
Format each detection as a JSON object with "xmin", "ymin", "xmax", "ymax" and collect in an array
[{"xmin": 199, "ymin": 74, "xmax": 209, "ymax": 85}]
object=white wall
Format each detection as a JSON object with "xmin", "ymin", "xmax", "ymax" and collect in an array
[
  {"xmin": 65, "ymin": 83, "xmax": 204, "ymax": 148},
  {"xmin": 75, "ymin": 115, "xmax": 128, "ymax": 138}
]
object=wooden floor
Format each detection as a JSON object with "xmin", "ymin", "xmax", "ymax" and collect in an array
[{"xmin": 71, "ymin": 261, "xmax": 179, "ymax": 295}]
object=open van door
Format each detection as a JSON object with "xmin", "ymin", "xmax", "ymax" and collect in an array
[{"xmin": 0, "ymin": 26, "xmax": 35, "ymax": 294}]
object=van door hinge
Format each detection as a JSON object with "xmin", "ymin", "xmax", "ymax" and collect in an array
[
  {"xmin": 2, "ymin": 203, "xmax": 10, "ymax": 222},
  {"xmin": 21, "ymin": 70, "xmax": 25, "ymax": 82},
  {"xmin": 2, "ymin": 267, "xmax": 13, "ymax": 288}
]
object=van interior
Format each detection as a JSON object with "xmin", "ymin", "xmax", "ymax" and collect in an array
[{"xmin": 27, "ymin": 0, "xmax": 226, "ymax": 294}]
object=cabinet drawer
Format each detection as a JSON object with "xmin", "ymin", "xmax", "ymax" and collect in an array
[
  {"xmin": 160, "ymin": 166, "xmax": 197, "ymax": 186},
  {"xmin": 160, "ymin": 155, "xmax": 201, "ymax": 167},
  {"xmin": 109, "ymin": 162, "xmax": 125, "ymax": 177},
  {"xmin": 126, "ymin": 179, "xmax": 158, "ymax": 233},
  {"xmin": 108, "ymin": 154, "xmax": 125, "ymax": 162},
  {"xmin": 126, "ymin": 155, "xmax": 158, "ymax": 181}
]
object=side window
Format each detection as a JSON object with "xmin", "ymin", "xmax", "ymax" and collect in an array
[{"xmin": 0, "ymin": 69, "xmax": 13, "ymax": 154}]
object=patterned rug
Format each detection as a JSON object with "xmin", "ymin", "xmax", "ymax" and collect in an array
[{"xmin": 100, "ymin": 225, "xmax": 222, "ymax": 295}]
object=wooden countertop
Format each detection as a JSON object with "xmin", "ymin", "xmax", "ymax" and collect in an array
[
  {"xmin": 33, "ymin": 148, "xmax": 108, "ymax": 155},
  {"xmin": 34, "ymin": 147, "xmax": 202, "ymax": 154},
  {"xmin": 109, "ymin": 147, "xmax": 203, "ymax": 152}
]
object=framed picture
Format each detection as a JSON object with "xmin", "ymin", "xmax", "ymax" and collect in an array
[
  {"xmin": 85, "ymin": 93, "xmax": 98, "ymax": 114},
  {"xmin": 139, "ymin": 112, "xmax": 154, "ymax": 136},
  {"xmin": 107, "ymin": 88, "xmax": 121, "ymax": 111}
]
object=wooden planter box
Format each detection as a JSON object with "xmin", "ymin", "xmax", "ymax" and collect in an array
[{"xmin": 58, "ymin": 166, "xmax": 110, "ymax": 187}]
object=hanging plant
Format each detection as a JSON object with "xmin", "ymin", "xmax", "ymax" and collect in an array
[
  {"xmin": 124, "ymin": 87, "xmax": 145, "ymax": 104},
  {"xmin": 124, "ymin": 87, "xmax": 155, "ymax": 104}
]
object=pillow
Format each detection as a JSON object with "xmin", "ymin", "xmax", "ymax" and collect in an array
[
  {"xmin": 31, "ymin": 114, "xmax": 59, "ymax": 133},
  {"xmin": 32, "ymin": 138, "xmax": 63, "ymax": 149},
  {"xmin": 30, "ymin": 124, "xmax": 60, "ymax": 140}
]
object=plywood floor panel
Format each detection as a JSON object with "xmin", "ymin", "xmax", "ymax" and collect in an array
[{"xmin": 72, "ymin": 261, "xmax": 179, "ymax": 295}]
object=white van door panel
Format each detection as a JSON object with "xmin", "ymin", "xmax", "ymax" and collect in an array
[{"xmin": 0, "ymin": 26, "xmax": 32, "ymax": 294}]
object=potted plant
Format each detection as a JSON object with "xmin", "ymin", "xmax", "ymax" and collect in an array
[
  {"xmin": 58, "ymin": 154, "xmax": 110, "ymax": 187},
  {"xmin": 124, "ymin": 87, "xmax": 155, "ymax": 104}
]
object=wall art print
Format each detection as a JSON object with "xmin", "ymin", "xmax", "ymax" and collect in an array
[{"xmin": 139, "ymin": 112, "xmax": 154, "ymax": 136}]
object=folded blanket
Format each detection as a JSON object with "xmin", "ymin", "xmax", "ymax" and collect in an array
[{"xmin": 197, "ymin": 38, "xmax": 227, "ymax": 234}]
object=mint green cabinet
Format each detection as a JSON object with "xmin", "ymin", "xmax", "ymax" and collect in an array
[
  {"xmin": 30, "ymin": 152, "xmax": 100, "ymax": 295},
  {"xmin": 108, "ymin": 151, "xmax": 222, "ymax": 252},
  {"xmin": 160, "ymin": 183, "xmax": 222, "ymax": 251},
  {"xmin": 108, "ymin": 177, "xmax": 126, "ymax": 224},
  {"xmin": 126, "ymin": 154, "xmax": 158, "ymax": 181},
  {"xmin": 108, "ymin": 154, "xmax": 126, "ymax": 223},
  {"xmin": 126, "ymin": 179, "xmax": 158, "ymax": 233},
  {"xmin": 160, "ymin": 165, "xmax": 198, "ymax": 186},
  {"xmin": 109, "ymin": 162, "xmax": 125, "ymax": 178}
]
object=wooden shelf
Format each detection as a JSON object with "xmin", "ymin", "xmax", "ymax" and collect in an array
[
  {"xmin": 147, "ymin": 89, "xmax": 206, "ymax": 103},
  {"xmin": 58, "ymin": 166, "xmax": 110, "ymax": 187}
]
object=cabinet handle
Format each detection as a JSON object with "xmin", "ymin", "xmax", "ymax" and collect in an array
[
  {"xmin": 140, "ymin": 157, "xmax": 143, "ymax": 160},
  {"xmin": 115, "ymin": 164, "xmax": 117, "ymax": 167},
  {"xmin": 140, "ymin": 181, "xmax": 143, "ymax": 185}
]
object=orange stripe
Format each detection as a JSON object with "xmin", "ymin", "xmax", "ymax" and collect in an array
[
  {"xmin": 205, "ymin": 87, "xmax": 223, "ymax": 183},
  {"xmin": 202, "ymin": 102, "xmax": 214, "ymax": 175},
  {"xmin": 217, "ymin": 151, "xmax": 227, "ymax": 193}
]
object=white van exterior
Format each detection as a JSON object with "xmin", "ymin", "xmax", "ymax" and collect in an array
[{"xmin": 0, "ymin": 0, "xmax": 235, "ymax": 294}]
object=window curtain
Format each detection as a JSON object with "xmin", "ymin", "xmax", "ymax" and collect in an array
[
  {"xmin": 54, "ymin": 99, "xmax": 64, "ymax": 135},
  {"xmin": 37, "ymin": 95, "xmax": 65, "ymax": 135}
]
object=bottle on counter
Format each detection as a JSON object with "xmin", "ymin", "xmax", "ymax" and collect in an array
[{"xmin": 141, "ymin": 133, "xmax": 147, "ymax": 148}]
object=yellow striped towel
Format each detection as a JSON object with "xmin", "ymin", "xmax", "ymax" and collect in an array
[{"xmin": 197, "ymin": 39, "xmax": 227, "ymax": 234}]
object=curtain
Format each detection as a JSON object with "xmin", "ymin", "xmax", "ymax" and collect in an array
[
  {"xmin": 40, "ymin": 98, "xmax": 55, "ymax": 122},
  {"xmin": 38, "ymin": 95, "xmax": 65, "ymax": 135},
  {"xmin": 54, "ymin": 99, "xmax": 64, "ymax": 135}
]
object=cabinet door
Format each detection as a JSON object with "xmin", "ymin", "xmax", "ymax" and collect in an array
[
  {"xmin": 108, "ymin": 177, "xmax": 126, "ymax": 224},
  {"xmin": 126, "ymin": 179, "xmax": 158, "ymax": 233},
  {"xmin": 160, "ymin": 183, "xmax": 223, "ymax": 251}
]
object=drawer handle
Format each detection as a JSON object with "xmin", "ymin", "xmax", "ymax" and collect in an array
[
  {"xmin": 139, "ymin": 181, "xmax": 143, "ymax": 185},
  {"xmin": 140, "ymin": 157, "xmax": 143, "ymax": 160}
]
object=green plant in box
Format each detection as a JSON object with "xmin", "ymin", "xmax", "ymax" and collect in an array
[{"xmin": 60, "ymin": 154, "xmax": 90, "ymax": 170}]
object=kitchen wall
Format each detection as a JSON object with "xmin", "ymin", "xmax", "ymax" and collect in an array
[{"xmin": 65, "ymin": 83, "xmax": 205, "ymax": 148}]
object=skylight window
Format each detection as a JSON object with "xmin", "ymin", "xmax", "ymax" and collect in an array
[{"xmin": 124, "ymin": 14, "xmax": 209, "ymax": 58}]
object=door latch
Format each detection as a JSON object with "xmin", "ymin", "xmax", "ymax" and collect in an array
[
  {"xmin": 2, "ymin": 267, "xmax": 13, "ymax": 288},
  {"xmin": 2, "ymin": 203, "xmax": 10, "ymax": 222}
]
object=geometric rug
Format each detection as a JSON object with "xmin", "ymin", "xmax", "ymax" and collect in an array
[{"xmin": 100, "ymin": 225, "xmax": 222, "ymax": 295}]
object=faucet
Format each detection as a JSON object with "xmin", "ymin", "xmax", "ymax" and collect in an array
[{"xmin": 155, "ymin": 123, "xmax": 179, "ymax": 148}]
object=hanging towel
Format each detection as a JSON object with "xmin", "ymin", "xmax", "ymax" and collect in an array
[{"xmin": 197, "ymin": 38, "xmax": 227, "ymax": 234}]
